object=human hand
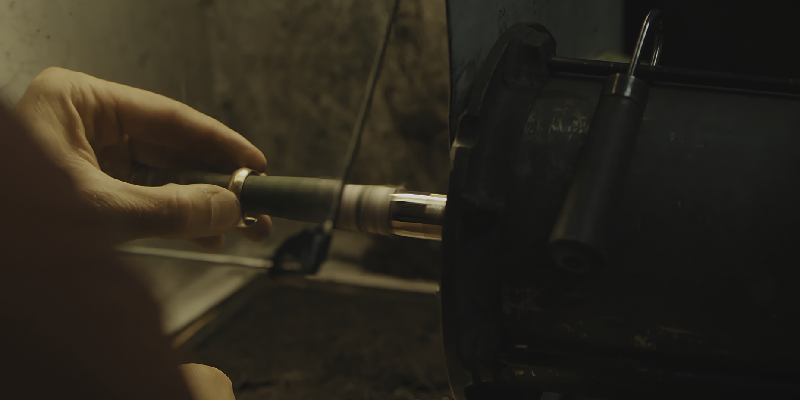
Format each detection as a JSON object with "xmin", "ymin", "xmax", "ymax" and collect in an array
[
  {"xmin": 180, "ymin": 364, "xmax": 237, "ymax": 400},
  {"xmin": 13, "ymin": 67, "xmax": 271, "ymax": 248}
]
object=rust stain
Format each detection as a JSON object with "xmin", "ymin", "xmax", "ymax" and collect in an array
[
  {"xmin": 549, "ymin": 118, "xmax": 563, "ymax": 135},
  {"xmin": 633, "ymin": 335, "xmax": 657, "ymax": 350}
]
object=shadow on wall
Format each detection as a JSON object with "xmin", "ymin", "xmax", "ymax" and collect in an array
[{"xmin": 203, "ymin": 0, "xmax": 450, "ymax": 279}]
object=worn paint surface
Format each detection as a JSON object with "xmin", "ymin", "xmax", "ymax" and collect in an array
[
  {"xmin": 501, "ymin": 76, "xmax": 800, "ymax": 370},
  {"xmin": 447, "ymin": 0, "xmax": 623, "ymax": 143},
  {"xmin": 448, "ymin": 70, "xmax": 800, "ymax": 397}
]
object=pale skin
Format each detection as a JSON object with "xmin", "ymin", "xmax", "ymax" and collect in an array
[
  {"xmin": 14, "ymin": 67, "xmax": 272, "ymax": 249},
  {"xmin": 8, "ymin": 67, "xmax": 271, "ymax": 399}
]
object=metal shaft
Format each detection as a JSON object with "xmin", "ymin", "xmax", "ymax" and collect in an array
[{"xmin": 133, "ymin": 169, "xmax": 445, "ymax": 240}]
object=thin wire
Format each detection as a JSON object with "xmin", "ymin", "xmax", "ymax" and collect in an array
[{"xmin": 324, "ymin": 0, "xmax": 402, "ymax": 232}]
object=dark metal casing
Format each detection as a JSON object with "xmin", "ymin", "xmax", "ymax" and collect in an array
[
  {"xmin": 442, "ymin": 16, "xmax": 800, "ymax": 400},
  {"xmin": 442, "ymin": 22, "xmax": 557, "ymax": 400}
]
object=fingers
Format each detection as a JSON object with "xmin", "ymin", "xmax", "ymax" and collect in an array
[
  {"xmin": 24, "ymin": 67, "xmax": 267, "ymax": 174},
  {"xmin": 17, "ymin": 68, "xmax": 274, "ymax": 246},
  {"xmin": 121, "ymin": 182, "xmax": 241, "ymax": 240},
  {"xmin": 127, "ymin": 140, "xmax": 233, "ymax": 172},
  {"xmin": 102, "ymin": 79, "xmax": 267, "ymax": 173},
  {"xmin": 179, "ymin": 364, "xmax": 236, "ymax": 400},
  {"xmin": 115, "ymin": 180, "xmax": 272, "ymax": 243}
]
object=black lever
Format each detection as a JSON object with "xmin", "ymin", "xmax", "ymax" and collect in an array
[{"xmin": 548, "ymin": 9, "xmax": 663, "ymax": 273}]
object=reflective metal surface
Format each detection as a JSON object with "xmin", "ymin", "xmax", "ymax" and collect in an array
[
  {"xmin": 227, "ymin": 167, "xmax": 260, "ymax": 228},
  {"xmin": 336, "ymin": 185, "xmax": 397, "ymax": 236},
  {"xmin": 627, "ymin": 8, "xmax": 663, "ymax": 76},
  {"xmin": 603, "ymin": 73, "xmax": 649, "ymax": 103},
  {"xmin": 390, "ymin": 192, "xmax": 447, "ymax": 240}
]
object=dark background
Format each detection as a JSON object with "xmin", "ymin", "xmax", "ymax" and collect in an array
[{"xmin": 624, "ymin": 0, "xmax": 800, "ymax": 77}]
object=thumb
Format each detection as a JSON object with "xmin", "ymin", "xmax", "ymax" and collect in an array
[
  {"xmin": 122, "ymin": 183, "xmax": 241, "ymax": 240},
  {"xmin": 180, "ymin": 364, "xmax": 236, "ymax": 400}
]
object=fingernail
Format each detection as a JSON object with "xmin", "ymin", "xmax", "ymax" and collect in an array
[{"xmin": 210, "ymin": 188, "xmax": 240, "ymax": 231}]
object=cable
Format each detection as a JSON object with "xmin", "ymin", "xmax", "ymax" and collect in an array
[{"xmin": 324, "ymin": 0, "xmax": 402, "ymax": 233}]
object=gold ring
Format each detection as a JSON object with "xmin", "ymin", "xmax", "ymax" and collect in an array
[{"xmin": 227, "ymin": 167, "xmax": 260, "ymax": 228}]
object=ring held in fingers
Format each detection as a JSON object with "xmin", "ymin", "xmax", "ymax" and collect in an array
[{"xmin": 227, "ymin": 167, "xmax": 262, "ymax": 228}]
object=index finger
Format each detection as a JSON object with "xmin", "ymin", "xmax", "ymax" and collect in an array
[{"xmin": 70, "ymin": 69, "xmax": 267, "ymax": 173}]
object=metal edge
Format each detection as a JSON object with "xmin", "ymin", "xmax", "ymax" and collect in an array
[{"xmin": 440, "ymin": 22, "xmax": 554, "ymax": 399}]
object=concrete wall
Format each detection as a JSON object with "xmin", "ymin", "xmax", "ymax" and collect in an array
[{"xmin": 0, "ymin": 0, "xmax": 214, "ymax": 111}]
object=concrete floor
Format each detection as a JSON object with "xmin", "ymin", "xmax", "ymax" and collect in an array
[{"xmin": 121, "ymin": 217, "xmax": 439, "ymax": 336}]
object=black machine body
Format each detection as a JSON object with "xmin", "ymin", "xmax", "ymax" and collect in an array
[{"xmin": 442, "ymin": 1, "xmax": 800, "ymax": 399}]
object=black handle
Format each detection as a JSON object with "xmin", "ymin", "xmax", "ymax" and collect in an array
[
  {"xmin": 549, "ymin": 74, "xmax": 649, "ymax": 272},
  {"xmin": 548, "ymin": 8, "xmax": 662, "ymax": 273}
]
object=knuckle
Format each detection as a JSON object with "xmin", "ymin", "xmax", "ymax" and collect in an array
[
  {"xmin": 211, "ymin": 367, "xmax": 233, "ymax": 386},
  {"xmin": 25, "ymin": 67, "xmax": 76, "ymax": 98},
  {"xmin": 183, "ymin": 364, "xmax": 232, "ymax": 385},
  {"xmin": 31, "ymin": 67, "xmax": 97, "ymax": 96},
  {"xmin": 33, "ymin": 67, "xmax": 71, "ymax": 87},
  {"xmin": 38, "ymin": 66, "xmax": 68, "ymax": 78}
]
